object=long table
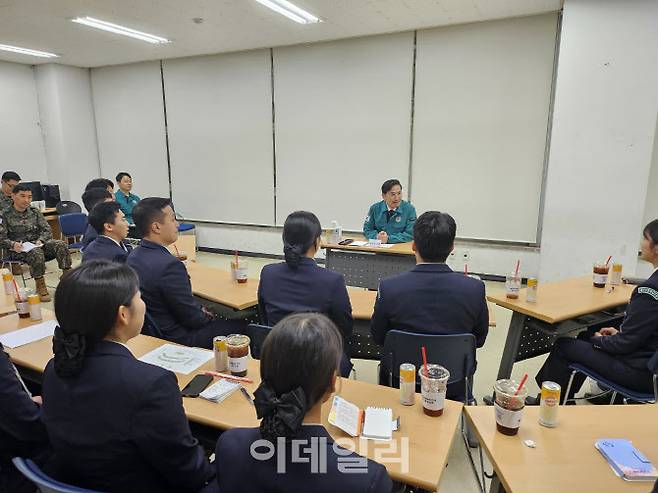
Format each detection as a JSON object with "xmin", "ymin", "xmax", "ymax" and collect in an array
[
  {"xmin": 322, "ymin": 238, "xmax": 416, "ymax": 289},
  {"xmin": 465, "ymin": 405, "xmax": 658, "ymax": 493},
  {"xmin": 487, "ymin": 276, "xmax": 634, "ymax": 379},
  {"xmin": 2, "ymin": 310, "xmax": 464, "ymax": 491}
]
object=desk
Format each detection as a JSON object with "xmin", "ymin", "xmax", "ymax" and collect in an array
[
  {"xmin": 186, "ymin": 262, "xmax": 258, "ymax": 311},
  {"xmin": 322, "ymin": 237, "xmax": 416, "ymax": 289},
  {"xmin": 487, "ymin": 276, "xmax": 634, "ymax": 379},
  {"xmin": 465, "ymin": 405, "xmax": 658, "ymax": 493},
  {"xmin": 6, "ymin": 319, "xmax": 463, "ymax": 491}
]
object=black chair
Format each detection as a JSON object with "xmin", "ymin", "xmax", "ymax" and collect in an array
[
  {"xmin": 564, "ymin": 347, "xmax": 658, "ymax": 404},
  {"xmin": 55, "ymin": 201, "xmax": 82, "ymax": 215},
  {"xmin": 247, "ymin": 323, "xmax": 272, "ymax": 360}
]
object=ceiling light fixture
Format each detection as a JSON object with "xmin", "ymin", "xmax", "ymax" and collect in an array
[
  {"xmin": 0, "ymin": 44, "xmax": 58, "ymax": 58},
  {"xmin": 71, "ymin": 16, "xmax": 170, "ymax": 44},
  {"xmin": 254, "ymin": 0, "xmax": 321, "ymax": 24}
]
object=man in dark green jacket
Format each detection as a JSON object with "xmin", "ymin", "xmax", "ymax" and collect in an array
[{"xmin": 363, "ymin": 179, "xmax": 417, "ymax": 244}]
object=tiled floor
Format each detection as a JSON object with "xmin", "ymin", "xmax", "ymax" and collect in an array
[{"xmin": 33, "ymin": 250, "xmax": 554, "ymax": 492}]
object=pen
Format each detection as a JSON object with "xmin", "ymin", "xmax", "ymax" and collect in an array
[
  {"xmin": 204, "ymin": 371, "xmax": 254, "ymax": 384},
  {"xmin": 240, "ymin": 387, "xmax": 254, "ymax": 406}
]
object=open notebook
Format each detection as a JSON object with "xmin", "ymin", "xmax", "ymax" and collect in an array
[{"xmin": 328, "ymin": 396, "xmax": 395, "ymax": 440}]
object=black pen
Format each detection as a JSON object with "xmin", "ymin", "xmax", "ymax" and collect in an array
[{"xmin": 240, "ymin": 386, "xmax": 254, "ymax": 406}]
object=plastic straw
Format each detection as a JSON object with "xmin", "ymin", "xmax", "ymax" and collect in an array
[
  {"xmin": 605, "ymin": 255, "xmax": 612, "ymax": 267},
  {"xmin": 514, "ymin": 373, "xmax": 528, "ymax": 396},
  {"xmin": 234, "ymin": 250, "xmax": 239, "ymax": 264},
  {"xmin": 464, "ymin": 264, "xmax": 468, "ymax": 276},
  {"xmin": 12, "ymin": 279, "xmax": 20, "ymax": 301},
  {"xmin": 173, "ymin": 244, "xmax": 180, "ymax": 256},
  {"xmin": 514, "ymin": 260, "xmax": 521, "ymax": 277},
  {"xmin": 421, "ymin": 346, "xmax": 429, "ymax": 377}
]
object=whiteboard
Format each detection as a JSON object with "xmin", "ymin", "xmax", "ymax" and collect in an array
[
  {"xmin": 273, "ymin": 33, "xmax": 414, "ymax": 229},
  {"xmin": 91, "ymin": 61, "xmax": 170, "ymax": 199},
  {"xmin": 163, "ymin": 50, "xmax": 274, "ymax": 225},
  {"xmin": 411, "ymin": 14, "xmax": 558, "ymax": 243},
  {"xmin": 0, "ymin": 62, "xmax": 48, "ymax": 182}
]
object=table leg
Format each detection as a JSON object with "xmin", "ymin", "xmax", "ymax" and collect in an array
[
  {"xmin": 496, "ymin": 312, "xmax": 527, "ymax": 380},
  {"xmin": 489, "ymin": 474, "xmax": 506, "ymax": 493}
]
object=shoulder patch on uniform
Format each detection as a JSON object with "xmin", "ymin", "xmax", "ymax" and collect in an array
[{"xmin": 638, "ymin": 287, "xmax": 658, "ymax": 300}]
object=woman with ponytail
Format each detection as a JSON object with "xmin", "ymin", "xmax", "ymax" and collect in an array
[
  {"xmin": 258, "ymin": 211, "xmax": 353, "ymax": 376},
  {"xmin": 42, "ymin": 260, "xmax": 217, "ymax": 493},
  {"xmin": 215, "ymin": 313, "xmax": 391, "ymax": 492}
]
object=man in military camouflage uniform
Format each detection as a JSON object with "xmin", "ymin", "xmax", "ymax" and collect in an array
[
  {"xmin": 0, "ymin": 171, "xmax": 20, "ymax": 212},
  {"xmin": 0, "ymin": 184, "xmax": 71, "ymax": 301}
]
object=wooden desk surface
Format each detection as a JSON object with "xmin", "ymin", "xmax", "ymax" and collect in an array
[
  {"xmin": 168, "ymin": 234, "xmax": 197, "ymax": 262},
  {"xmin": 42, "ymin": 207, "xmax": 57, "ymax": 215},
  {"xmin": 186, "ymin": 262, "xmax": 259, "ymax": 311},
  {"xmin": 487, "ymin": 276, "xmax": 634, "ymax": 324},
  {"xmin": 348, "ymin": 288, "xmax": 497, "ymax": 327},
  {"xmin": 322, "ymin": 238, "xmax": 415, "ymax": 256},
  {"xmin": 6, "ymin": 320, "xmax": 462, "ymax": 490},
  {"xmin": 465, "ymin": 405, "xmax": 658, "ymax": 493}
]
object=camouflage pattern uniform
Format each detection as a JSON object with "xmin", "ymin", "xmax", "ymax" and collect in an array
[
  {"xmin": 0, "ymin": 206, "xmax": 71, "ymax": 277},
  {"xmin": 0, "ymin": 194, "xmax": 13, "ymax": 212}
]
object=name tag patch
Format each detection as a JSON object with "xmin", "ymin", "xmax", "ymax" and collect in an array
[{"xmin": 638, "ymin": 287, "xmax": 658, "ymax": 301}]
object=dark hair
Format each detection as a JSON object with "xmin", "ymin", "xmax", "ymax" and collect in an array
[
  {"xmin": 644, "ymin": 220, "xmax": 658, "ymax": 245},
  {"xmin": 89, "ymin": 202, "xmax": 122, "ymax": 234},
  {"xmin": 11, "ymin": 184, "xmax": 32, "ymax": 195},
  {"xmin": 413, "ymin": 211, "xmax": 456, "ymax": 262},
  {"xmin": 282, "ymin": 211, "xmax": 322, "ymax": 269},
  {"xmin": 255, "ymin": 313, "xmax": 342, "ymax": 441},
  {"xmin": 132, "ymin": 197, "xmax": 170, "ymax": 237},
  {"xmin": 2, "ymin": 171, "xmax": 20, "ymax": 182},
  {"xmin": 116, "ymin": 172, "xmax": 132, "ymax": 183},
  {"xmin": 381, "ymin": 179, "xmax": 402, "ymax": 194},
  {"xmin": 85, "ymin": 178, "xmax": 114, "ymax": 191},
  {"xmin": 52, "ymin": 260, "xmax": 140, "ymax": 378},
  {"xmin": 81, "ymin": 187, "xmax": 112, "ymax": 211}
]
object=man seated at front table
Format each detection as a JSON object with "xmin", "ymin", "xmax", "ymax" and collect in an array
[
  {"xmin": 370, "ymin": 211, "xmax": 489, "ymax": 401},
  {"xmin": 82, "ymin": 202, "xmax": 132, "ymax": 264},
  {"xmin": 127, "ymin": 197, "xmax": 241, "ymax": 348},
  {"xmin": 0, "ymin": 184, "xmax": 71, "ymax": 301},
  {"xmin": 0, "ymin": 171, "xmax": 21, "ymax": 212},
  {"xmin": 80, "ymin": 186, "xmax": 113, "ymax": 249},
  {"xmin": 363, "ymin": 179, "xmax": 417, "ymax": 244}
]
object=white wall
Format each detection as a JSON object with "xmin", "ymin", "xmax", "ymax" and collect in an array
[
  {"xmin": 539, "ymin": 0, "xmax": 658, "ymax": 281},
  {"xmin": 34, "ymin": 64, "xmax": 100, "ymax": 200},
  {"xmin": 0, "ymin": 61, "xmax": 48, "ymax": 182}
]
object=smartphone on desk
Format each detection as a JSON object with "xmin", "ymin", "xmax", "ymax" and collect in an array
[{"xmin": 181, "ymin": 374, "xmax": 213, "ymax": 398}]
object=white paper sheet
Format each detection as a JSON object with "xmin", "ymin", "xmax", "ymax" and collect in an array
[
  {"xmin": 200, "ymin": 379, "xmax": 240, "ymax": 403},
  {"xmin": 138, "ymin": 344, "xmax": 213, "ymax": 375},
  {"xmin": 0, "ymin": 319, "xmax": 57, "ymax": 348},
  {"xmin": 20, "ymin": 242, "xmax": 42, "ymax": 253}
]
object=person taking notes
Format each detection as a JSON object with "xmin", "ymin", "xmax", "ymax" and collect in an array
[{"xmin": 363, "ymin": 179, "xmax": 416, "ymax": 244}]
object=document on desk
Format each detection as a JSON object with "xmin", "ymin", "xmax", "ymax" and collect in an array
[
  {"xmin": 0, "ymin": 319, "xmax": 57, "ymax": 348},
  {"xmin": 139, "ymin": 344, "xmax": 213, "ymax": 375}
]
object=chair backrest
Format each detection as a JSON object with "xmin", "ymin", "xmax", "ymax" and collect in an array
[
  {"xmin": 58, "ymin": 213, "xmax": 88, "ymax": 238},
  {"xmin": 382, "ymin": 330, "xmax": 477, "ymax": 386},
  {"xmin": 248, "ymin": 323, "xmax": 272, "ymax": 360},
  {"xmin": 55, "ymin": 201, "xmax": 82, "ymax": 215},
  {"xmin": 12, "ymin": 457, "xmax": 101, "ymax": 493},
  {"xmin": 142, "ymin": 311, "xmax": 164, "ymax": 339}
]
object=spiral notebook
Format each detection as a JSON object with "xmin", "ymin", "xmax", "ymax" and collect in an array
[{"xmin": 328, "ymin": 396, "xmax": 394, "ymax": 440}]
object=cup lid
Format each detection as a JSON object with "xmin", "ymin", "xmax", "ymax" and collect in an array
[{"xmin": 494, "ymin": 378, "xmax": 528, "ymax": 398}]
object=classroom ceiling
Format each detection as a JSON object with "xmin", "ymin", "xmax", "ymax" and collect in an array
[{"xmin": 0, "ymin": 0, "xmax": 563, "ymax": 68}]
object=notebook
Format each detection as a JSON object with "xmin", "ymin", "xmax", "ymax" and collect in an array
[
  {"xmin": 595, "ymin": 439, "xmax": 658, "ymax": 481},
  {"xmin": 199, "ymin": 379, "xmax": 240, "ymax": 403},
  {"xmin": 328, "ymin": 396, "xmax": 395, "ymax": 440}
]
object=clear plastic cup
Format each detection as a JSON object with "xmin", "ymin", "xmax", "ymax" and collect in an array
[
  {"xmin": 493, "ymin": 379, "xmax": 527, "ymax": 436},
  {"xmin": 231, "ymin": 260, "xmax": 249, "ymax": 283},
  {"xmin": 610, "ymin": 263, "xmax": 623, "ymax": 286},
  {"xmin": 592, "ymin": 262, "xmax": 609, "ymax": 288},
  {"xmin": 14, "ymin": 287, "xmax": 31, "ymax": 318},
  {"xmin": 418, "ymin": 364, "xmax": 450, "ymax": 417},
  {"xmin": 505, "ymin": 273, "xmax": 521, "ymax": 299}
]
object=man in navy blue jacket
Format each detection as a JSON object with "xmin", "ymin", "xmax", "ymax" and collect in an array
[
  {"xmin": 80, "ymin": 186, "xmax": 113, "ymax": 250},
  {"xmin": 127, "ymin": 197, "xmax": 239, "ymax": 348},
  {"xmin": 371, "ymin": 211, "xmax": 489, "ymax": 400},
  {"xmin": 82, "ymin": 201, "xmax": 132, "ymax": 263},
  {"xmin": 0, "ymin": 343, "xmax": 49, "ymax": 493}
]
